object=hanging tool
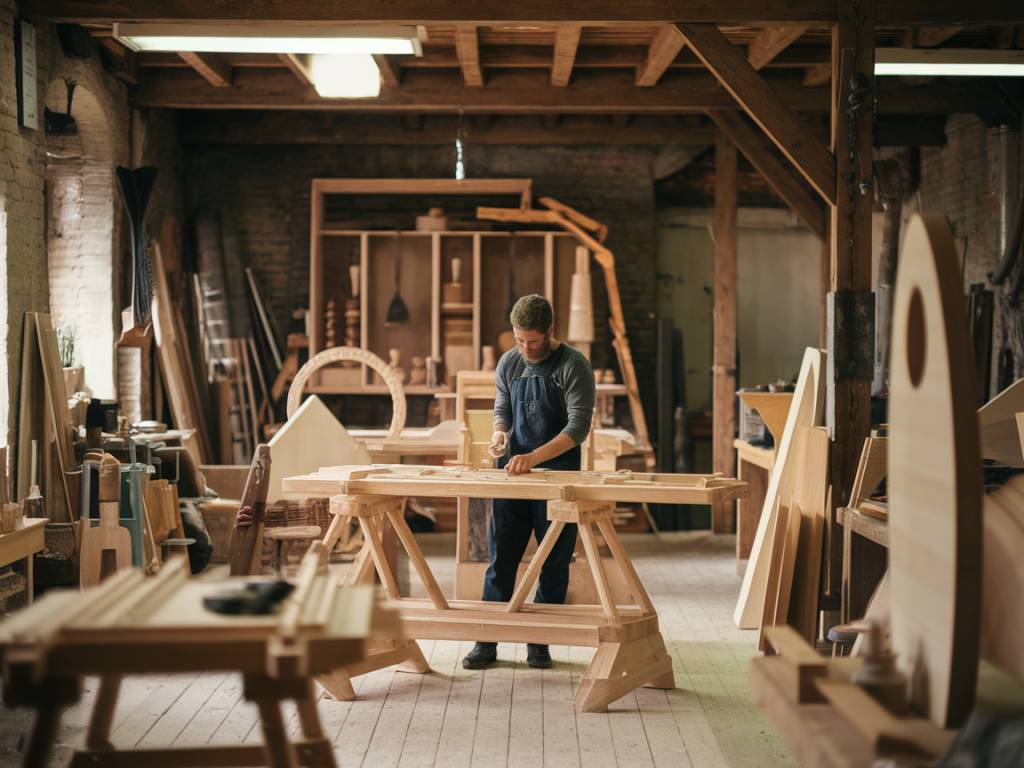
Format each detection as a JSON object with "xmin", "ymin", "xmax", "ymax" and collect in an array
[
  {"xmin": 385, "ymin": 232, "xmax": 410, "ymax": 326},
  {"xmin": 115, "ymin": 165, "xmax": 159, "ymax": 344}
]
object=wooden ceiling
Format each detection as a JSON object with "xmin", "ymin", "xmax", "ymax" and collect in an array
[{"xmin": 20, "ymin": 8, "xmax": 1016, "ymax": 117}]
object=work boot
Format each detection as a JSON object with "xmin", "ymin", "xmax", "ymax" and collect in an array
[
  {"xmin": 462, "ymin": 642, "xmax": 498, "ymax": 669},
  {"xmin": 527, "ymin": 644, "xmax": 552, "ymax": 669}
]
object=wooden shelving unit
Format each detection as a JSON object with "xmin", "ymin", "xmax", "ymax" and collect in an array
[{"xmin": 309, "ymin": 179, "xmax": 584, "ymax": 394}]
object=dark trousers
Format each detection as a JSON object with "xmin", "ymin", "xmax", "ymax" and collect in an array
[{"xmin": 482, "ymin": 498, "xmax": 578, "ymax": 606}]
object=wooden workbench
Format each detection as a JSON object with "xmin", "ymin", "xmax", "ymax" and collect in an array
[
  {"xmin": 283, "ymin": 464, "xmax": 746, "ymax": 712},
  {"xmin": 733, "ymin": 439, "xmax": 774, "ymax": 564},
  {"xmin": 836, "ymin": 506, "xmax": 888, "ymax": 624},
  {"xmin": 0, "ymin": 544, "xmax": 398, "ymax": 768},
  {"xmin": 0, "ymin": 518, "xmax": 47, "ymax": 606}
]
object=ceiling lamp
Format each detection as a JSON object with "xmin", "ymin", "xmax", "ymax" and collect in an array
[
  {"xmin": 310, "ymin": 54, "xmax": 381, "ymax": 98},
  {"xmin": 113, "ymin": 22, "xmax": 421, "ymax": 55},
  {"xmin": 875, "ymin": 48, "xmax": 1024, "ymax": 77}
]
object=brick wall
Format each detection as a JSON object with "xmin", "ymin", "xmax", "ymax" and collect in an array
[
  {"xmin": 911, "ymin": 114, "xmax": 1024, "ymax": 399},
  {"xmin": 184, "ymin": 143, "xmax": 661, "ymax": 426}
]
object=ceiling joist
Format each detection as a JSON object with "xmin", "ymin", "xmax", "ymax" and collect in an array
[
  {"xmin": 455, "ymin": 25, "xmax": 484, "ymax": 85},
  {"xmin": 551, "ymin": 25, "xmax": 582, "ymax": 86},
  {"xmin": 748, "ymin": 25, "xmax": 808, "ymax": 70},
  {"xmin": 677, "ymin": 22, "xmax": 836, "ymax": 205},
  {"xmin": 636, "ymin": 26, "xmax": 686, "ymax": 86},
  {"xmin": 178, "ymin": 51, "xmax": 232, "ymax": 88}
]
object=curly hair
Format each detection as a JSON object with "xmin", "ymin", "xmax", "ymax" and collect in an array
[{"xmin": 509, "ymin": 294, "xmax": 553, "ymax": 332}]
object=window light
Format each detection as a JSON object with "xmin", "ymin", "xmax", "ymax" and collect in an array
[
  {"xmin": 310, "ymin": 54, "xmax": 381, "ymax": 98},
  {"xmin": 875, "ymin": 48, "xmax": 1024, "ymax": 77},
  {"xmin": 113, "ymin": 23, "xmax": 420, "ymax": 55}
]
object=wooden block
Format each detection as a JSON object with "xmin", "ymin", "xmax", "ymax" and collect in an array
[
  {"xmin": 547, "ymin": 500, "xmax": 615, "ymax": 524},
  {"xmin": 763, "ymin": 625, "xmax": 827, "ymax": 703}
]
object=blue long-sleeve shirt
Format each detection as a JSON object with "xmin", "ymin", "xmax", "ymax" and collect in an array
[{"xmin": 492, "ymin": 342, "xmax": 596, "ymax": 446}]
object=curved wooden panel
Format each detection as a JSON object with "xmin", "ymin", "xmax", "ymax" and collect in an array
[{"xmin": 889, "ymin": 214, "xmax": 982, "ymax": 728}]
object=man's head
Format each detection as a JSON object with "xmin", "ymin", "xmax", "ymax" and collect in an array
[{"xmin": 510, "ymin": 294, "xmax": 554, "ymax": 363}]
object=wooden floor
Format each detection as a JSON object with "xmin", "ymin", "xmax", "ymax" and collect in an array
[{"xmin": 0, "ymin": 533, "xmax": 794, "ymax": 768}]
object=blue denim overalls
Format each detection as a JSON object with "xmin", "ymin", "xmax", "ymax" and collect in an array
[{"xmin": 482, "ymin": 344, "xmax": 580, "ymax": 606}]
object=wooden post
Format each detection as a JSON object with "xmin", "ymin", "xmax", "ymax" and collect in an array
[
  {"xmin": 712, "ymin": 131, "xmax": 738, "ymax": 533},
  {"xmin": 827, "ymin": 0, "xmax": 875, "ymax": 595}
]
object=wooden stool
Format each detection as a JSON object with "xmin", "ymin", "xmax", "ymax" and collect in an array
[{"xmin": 265, "ymin": 526, "xmax": 322, "ymax": 577}]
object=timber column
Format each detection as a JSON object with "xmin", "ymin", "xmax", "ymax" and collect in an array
[{"xmin": 827, "ymin": 0, "xmax": 875, "ymax": 593}]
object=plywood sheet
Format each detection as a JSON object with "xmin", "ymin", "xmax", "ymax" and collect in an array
[
  {"xmin": 267, "ymin": 395, "xmax": 371, "ymax": 503},
  {"xmin": 735, "ymin": 346, "xmax": 825, "ymax": 629},
  {"xmin": 889, "ymin": 214, "xmax": 982, "ymax": 728}
]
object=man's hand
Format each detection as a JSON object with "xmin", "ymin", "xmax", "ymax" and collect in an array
[
  {"xmin": 236, "ymin": 505, "xmax": 255, "ymax": 529},
  {"xmin": 487, "ymin": 430, "xmax": 509, "ymax": 459},
  {"xmin": 505, "ymin": 452, "xmax": 539, "ymax": 475}
]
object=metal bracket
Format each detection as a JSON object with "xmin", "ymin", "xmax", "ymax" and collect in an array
[{"xmin": 827, "ymin": 291, "xmax": 875, "ymax": 381}]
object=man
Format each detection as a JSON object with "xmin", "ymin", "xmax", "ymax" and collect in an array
[{"xmin": 462, "ymin": 294, "xmax": 596, "ymax": 671}]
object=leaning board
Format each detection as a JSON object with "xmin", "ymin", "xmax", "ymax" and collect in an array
[{"xmin": 889, "ymin": 214, "xmax": 982, "ymax": 728}]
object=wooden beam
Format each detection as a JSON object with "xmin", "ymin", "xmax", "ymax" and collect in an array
[
  {"xmin": 373, "ymin": 54, "xmax": 401, "ymax": 87},
  {"xmin": 551, "ymin": 25, "xmax": 581, "ymax": 86},
  {"xmin": 916, "ymin": 26, "xmax": 962, "ymax": 47},
  {"xmin": 455, "ymin": 25, "xmax": 483, "ymax": 86},
  {"xmin": 712, "ymin": 131, "xmax": 738, "ymax": 534},
  {"xmin": 178, "ymin": 51, "xmax": 232, "ymax": 88},
  {"xmin": 179, "ymin": 112, "xmax": 719, "ymax": 146},
  {"xmin": 636, "ymin": 26, "xmax": 685, "ymax": 86},
  {"xmin": 133, "ymin": 68, "xmax": 830, "ymax": 112},
  {"xmin": 652, "ymin": 144, "xmax": 709, "ymax": 180},
  {"xmin": 277, "ymin": 53, "xmax": 313, "ymax": 86},
  {"xmin": 802, "ymin": 62, "xmax": 831, "ymax": 86},
  {"xmin": 825, "ymin": 0, "xmax": 875, "ymax": 599},
  {"xmin": 748, "ymin": 25, "xmax": 808, "ymax": 70},
  {"xmin": 20, "ymin": 0, "xmax": 1023, "ymax": 24},
  {"xmin": 708, "ymin": 108, "xmax": 826, "ymax": 240},
  {"xmin": 677, "ymin": 22, "xmax": 836, "ymax": 205}
]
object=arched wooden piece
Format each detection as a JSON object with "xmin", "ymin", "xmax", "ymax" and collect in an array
[
  {"xmin": 286, "ymin": 346, "xmax": 406, "ymax": 439},
  {"xmin": 889, "ymin": 214, "xmax": 982, "ymax": 729}
]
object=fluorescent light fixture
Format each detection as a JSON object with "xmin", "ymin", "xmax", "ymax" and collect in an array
[
  {"xmin": 113, "ymin": 22, "xmax": 420, "ymax": 55},
  {"xmin": 875, "ymin": 48, "xmax": 1024, "ymax": 77},
  {"xmin": 310, "ymin": 54, "xmax": 381, "ymax": 98}
]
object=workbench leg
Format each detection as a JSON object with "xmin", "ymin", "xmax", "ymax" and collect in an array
[
  {"xmin": 86, "ymin": 675, "xmax": 121, "ymax": 750},
  {"xmin": 574, "ymin": 633, "xmax": 675, "ymax": 713},
  {"xmin": 25, "ymin": 704, "xmax": 62, "ymax": 768},
  {"xmin": 841, "ymin": 519, "xmax": 853, "ymax": 624},
  {"xmin": 317, "ymin": 670, "xmax": 356, "ymax": 701},
  {"xmin": 294, "ymin": 680, "xmax": 338, "ymax": 768},
  {"xmin": 255, "ymin": 698, "xmax": 298, "ymax": 768},
  {"xmin": 26, "ymin": 553, "xmax": 34, "ymax": 606}
]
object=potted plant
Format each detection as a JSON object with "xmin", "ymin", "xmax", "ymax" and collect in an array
[{"xmin": 57, "ymin": 325, "xmax": 84, "ymax": 394}]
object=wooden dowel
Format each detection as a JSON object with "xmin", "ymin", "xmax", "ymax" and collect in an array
[
  {"xmin": 506, "ymin": 520, "xmax": 566, "ymax": 613},
  {"xmin": 384, "ymin": 502, "xmax": 449, "ymax": 610},
  {"xmin": 595, "ymin": 517, "xmax": 656, "ymax": 615},
  {"xmin": 578, "ymin": 522, "xmax": 619, "ymax": 623}
]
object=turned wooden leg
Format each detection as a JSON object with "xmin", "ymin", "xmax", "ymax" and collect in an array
[{"xmin": 85, "ymin": 675, "xmax": 121, "ymax": 750}]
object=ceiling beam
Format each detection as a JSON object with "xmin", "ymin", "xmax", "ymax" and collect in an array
[
  {"xmin": 551, "ymin": 25, "xmax": 581, "ymax": 86},
  {"xmin": 455, "ymin": 25, "xmax": 483, "ymax": 85},
  {"xmin": 677, "ymin": 22, "xmax": 835, "ymax": 205},
  {"xmin": 708, "ymin": 108, "xmax": 826, "ymax": 239},
  {"xmin": 636, "ymin": 26, "xmax": 685, "ymax": 86},
  {"xmin": 133, "ymin": 68, "xmax": 831, "ymax": 112},
  {"xmin": 277, "ymin": 53, "xmax": 314, "ymax": 86},
  {"xmin": 19, "ymin": 0, "xmax": 1024, "ymax": 24},
  {"xmin": 748, "ymin": 25, "xmax": 808, "ymax": 70},
  {"xmin": 802, "ymin": 62, "xmax": 830, "ymax": 86},
  {"xmin": 653, "ymin": 144, "xmax": 710, "ymax": 180},
  {"xmin": 178, "ymin": 51, "xmax": 232, "ymax": 88},
  {"xmin": 373, "ymin": 54, "xmax": 401, "ymax": 86},
  {"xmin": 915, "ymin": 26, "xmax": 962, "ymax": 47},
  {"xmin": 179, "ymin": 113, "xmax": 720, "ymax": 145}
]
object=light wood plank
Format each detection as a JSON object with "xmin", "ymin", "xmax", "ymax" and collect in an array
[
  {"xmin": 677, "ymin": 22, "xmax": 836, "ymax": 205},
  {"xmin": 636, "ymin": 26, "xmax": 686, "ymax": 86}
]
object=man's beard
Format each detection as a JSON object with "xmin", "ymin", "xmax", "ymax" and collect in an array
[{"xmin": 523, "ymin": 338, "xmax": 552, "ymax": 363}]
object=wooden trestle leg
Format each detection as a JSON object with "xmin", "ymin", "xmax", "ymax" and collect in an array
[
  {"xmin": 318, "ymin": 493, "xmax": 675, "ymax": 713},
  {"xmin": 317, "ymin": 495, "xmax": 432, "ymax": 702}
]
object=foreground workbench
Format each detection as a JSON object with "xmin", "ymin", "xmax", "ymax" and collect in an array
[
  {"xmin": 283, "ymin": 464, "xmax": 746, "ymax": 712},
  {"xmin": 0, "ymin": 543, "xmax": 397, "ymax": 768}
]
